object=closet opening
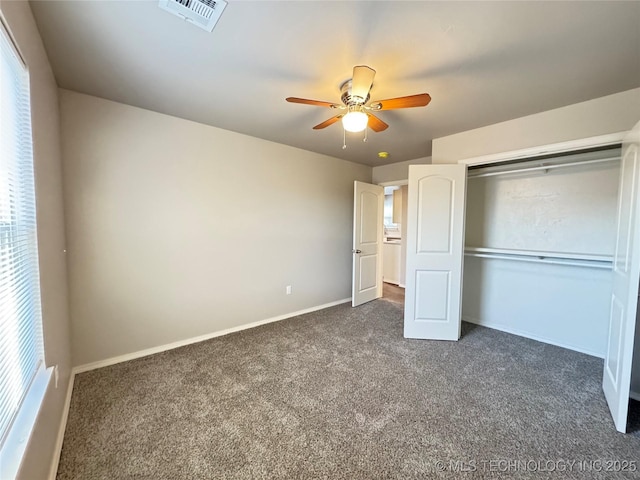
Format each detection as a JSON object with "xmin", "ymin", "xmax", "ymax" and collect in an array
[{"xmin": 462, "ymin": 145, "xmax": 622, "ymax": 357}]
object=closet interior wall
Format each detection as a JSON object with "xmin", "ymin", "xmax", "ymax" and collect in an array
[{"xmin": 462, "ymin": 148, "xmax": 621, "ymax": 358}]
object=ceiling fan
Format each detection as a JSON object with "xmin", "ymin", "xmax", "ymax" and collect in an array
[{"xmin": 286, "ymin": 65, "xmax": 431, "ymax": 134}]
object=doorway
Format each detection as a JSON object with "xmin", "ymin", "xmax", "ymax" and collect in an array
[{"xmin": 381, "ymin": 184, "xmax": 407, "ymax": 305}]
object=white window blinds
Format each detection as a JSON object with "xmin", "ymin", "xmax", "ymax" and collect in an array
[{"xmin": 0, "ymin": 24, "xmax": 45, "ymax": 447}]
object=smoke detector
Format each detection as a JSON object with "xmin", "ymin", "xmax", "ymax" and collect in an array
[{"xmin": 159, "ymin": 0, "xmax": 227, "ymax": 32}]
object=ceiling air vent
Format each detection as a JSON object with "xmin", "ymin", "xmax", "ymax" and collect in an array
[{"xmin": 159, "ymin": 0, "xmax": 227, "ymax": 32}]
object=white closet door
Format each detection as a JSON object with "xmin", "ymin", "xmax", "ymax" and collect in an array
[
  {"xmin": 352, "ymin": 181, "xmax": 383, "ymax": 307},
  {"xmin": 603, "ymin": 121, "xmax": 640, "ymax": 433},
  {"xmin": 404, "ymin": 165, "xmax": 467, "ymax": 339}
]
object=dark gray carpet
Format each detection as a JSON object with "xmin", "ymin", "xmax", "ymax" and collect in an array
[{"xmin": 57, "ymin": 300, "xmax": 640, "ymax": 479}]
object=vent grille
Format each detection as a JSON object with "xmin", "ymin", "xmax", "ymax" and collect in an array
[{"xmin": 158, "ymin": 0, "xmax": 227, "ymax": 32}]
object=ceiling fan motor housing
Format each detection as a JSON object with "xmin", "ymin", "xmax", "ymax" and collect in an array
[{"xmin": 340, "ymin": 80, "xmax": 370, "ymax": 106}]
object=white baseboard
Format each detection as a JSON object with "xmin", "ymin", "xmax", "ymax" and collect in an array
[
  {"xmin": 73, "ymin": 298, "xmax": 352, "ymax": 374},
  {"xmin": 630, "ymin": 390, "xmax": 640, "ymax": 402},
  {"xmin": 462, "ymin": 315, "xmax": 604, "ymax": 359},
  {"xmin": 48, "ymin": 373, "xmax": 75, "ymax": 480}
]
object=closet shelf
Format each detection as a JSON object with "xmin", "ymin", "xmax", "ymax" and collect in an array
[
  {"xmin": 467, "ymin": 156, "xmax": 620, "ymax": 179},
  {"xmin": 464, "ymin": 247, "xmax": 613, "ymax": 270}
]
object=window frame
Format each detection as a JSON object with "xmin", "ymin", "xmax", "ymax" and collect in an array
[{"xmin": 0, "ymin": 14, "xmax": 53, "ymax": 480}]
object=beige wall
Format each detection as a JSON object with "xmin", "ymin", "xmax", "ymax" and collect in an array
[
  {"xmin": 432, "ymin": 88, "xmax": 640, "ymax": 163},
  {"xmin": 372, "ymin": 157, "xmax": 431, "ymax": 184},
  {"xmin": 60, "ymin": 90, "xmax": 371, "ymax": 367},
  {"xmin": 0, "ymin": 1, "xmax": 72, "ymax": 479}
]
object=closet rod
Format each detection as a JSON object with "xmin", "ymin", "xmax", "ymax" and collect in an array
[
  {"xmin": 468, "ymin": 156, "xmax": 619, "ymax": 179},
  {"xmin": 465, "ymin": 246, "xmax": 613, "ymax": 263},
  {"xmin": 464, "ymin": 251, "xmax": 612, "ymax": 270}
]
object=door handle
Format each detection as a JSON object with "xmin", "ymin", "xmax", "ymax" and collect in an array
[{"xmin": 353, "ymin": 249, "xmax": 362, "ymax": 254}]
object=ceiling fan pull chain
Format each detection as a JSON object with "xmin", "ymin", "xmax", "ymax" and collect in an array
[
  {"xmin": 363, "ymin": 127, "xmax": 368, "ymax": 143},
  {"xmin": 342, "ymin": 128, "xmax": 347, "ymax": 150}
]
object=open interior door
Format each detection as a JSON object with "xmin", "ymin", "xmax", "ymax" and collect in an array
[
  {"xmin": 404, "ymin": 165, "xmax": 467, "ymax": 339},
  {"xmin": 352, "ymin": 181, "xmax": 383, "ymax": 307},
  {"xmin": 603, "ymin": 121, "xmax": 640, "ymax": 433}
]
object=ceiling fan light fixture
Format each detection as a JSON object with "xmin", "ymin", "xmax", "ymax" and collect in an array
[
  {"xmin": 286, "ymin": 65, "xmax": 430, "ymax": 136},
  {"xmin": 342, "ymin": 109, "xmax": 368, "ymax": 133}
]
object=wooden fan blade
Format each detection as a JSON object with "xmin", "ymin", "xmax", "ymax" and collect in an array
[
  {"xmin": 313, "ymin": 114, "xmax": 344, "ymax": 130},
  {"xmin": 351, "ymin": 65, "xmax": 376, "ymax": 100},
  {"xmin": 371, "ymin": 93, "xmax": 431, "ymax": 110},
  {"xmin": 286, "ymin": 97, "xmax": 338, "ymax": 108},
  {"xmin": 367, "ymin": 113, "xmax": 388, "ymax": 132}
]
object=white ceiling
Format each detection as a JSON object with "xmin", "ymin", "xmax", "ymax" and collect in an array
[{"xmin": 30, "ymin": 0, "xmax": 640, "ymax": 167}]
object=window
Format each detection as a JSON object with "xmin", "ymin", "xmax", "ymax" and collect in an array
[
  {"xmin": 383, "ymin": 194, "xmax": 396, "ymax": 227},
  {"xmin": 0, "ymin": 20, "xmax": 45, "ymax": 453}
]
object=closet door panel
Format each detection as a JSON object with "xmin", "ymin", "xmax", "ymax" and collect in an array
[{"xmin": 603, "ymin": 121, "xmax": 640, "ymax": 433}]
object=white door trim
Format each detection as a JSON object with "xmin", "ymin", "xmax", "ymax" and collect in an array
[{"xmin": 457, "ymin": 132, "xmax": 626, "ymax": 168}]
